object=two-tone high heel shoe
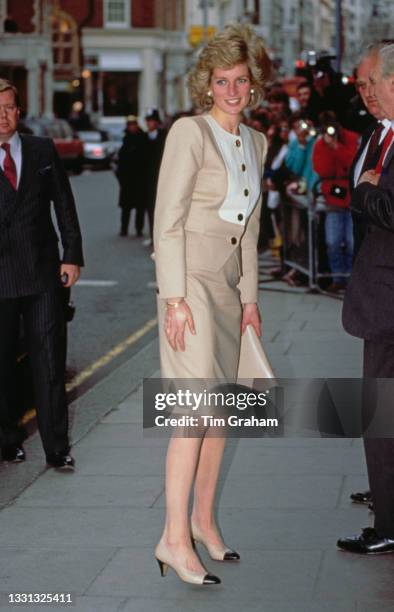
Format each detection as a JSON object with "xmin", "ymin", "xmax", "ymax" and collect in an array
[
  {"xmin": 155, "ymin": 540, "xmax": 221, "ymax": 585},
  {"xmin": 191, "ymin": 523, "xmax": 240, "ymax": 562}
]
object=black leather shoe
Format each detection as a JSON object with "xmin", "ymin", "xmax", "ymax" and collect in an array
[
  {"xmin": 1, "ymin": 445, "xmax": 26, "ymax": 462},
  {"xmin": 337, "ymin": 527, "xmax": 394, "ymax": 554},
  {"xmin": 350, "ymin": 490, "xmax": 372, "ymax": 504},
  {"xmin": 46, "ymin": 453, "xmax": 75, "ymax": 470}
]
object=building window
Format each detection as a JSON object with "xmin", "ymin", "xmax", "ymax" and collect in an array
[
  {"xmin": 104, "ymin": 0, "xmax": 130, "ymax": 28},
  {"xmin": 51, "ymin": 9, "xmax": 80, "ymax": 79},
  {"xmin": 243, "ymin": 0, "xmax": 260, "ymax": 24}
]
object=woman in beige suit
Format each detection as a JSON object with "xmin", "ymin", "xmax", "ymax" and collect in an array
[{"xmin": 153, "ymin": 24, "xmax": 270, "ymax": 586}]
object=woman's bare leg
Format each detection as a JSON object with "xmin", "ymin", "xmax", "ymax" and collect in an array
[
  {"xmin": 159, "ymin": 434, "xmax": 206, "ymax": 573},
  {"xmin": 191, "ymin": 435, "xmax": 227, "ymax": 546}
]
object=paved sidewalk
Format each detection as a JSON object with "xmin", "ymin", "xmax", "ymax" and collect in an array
[{"xmin": 1, "ymin": 286, "xmax": 394, "ymax": 612}]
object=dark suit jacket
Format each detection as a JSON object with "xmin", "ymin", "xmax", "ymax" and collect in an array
[
  {"xmin": 348, "ymin": 121, "xmax": 376, "ymax": 258},
  {"xmin": 0, "ymin": 134, "xmax": 84, "ymax": 298},
  {"xmin": 144, "ymin": 129, "xmax": 167, "ymax": 207},
  {"xmin": 343, "ymin": 136, "xmax": 394, "ymax": 341},
  {"xmin": 117, "ymin": 129, "xmax": 147, "ymax": 209}
]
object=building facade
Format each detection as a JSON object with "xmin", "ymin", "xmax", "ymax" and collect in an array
[
  {"xmin": 81, "ymin": 0, "xmax": 190, "ymax": 119},
  {"xmin": 0, "ymin": 0, "xmax": 190, "ymax": 119},
  {"xmin": 2, "ymin": 0, "xmax": 390, "ymax": 119},
  {"xmin": 259, "ymin": 0, "xmax": 335, "ymax": 74},
  {"xmin": 0, "ymin": 0, "xmax": 54, "ymax": 117},
  {"xmin": 360, "ymin": 0, "xmax": 394, "ymax": 46},
  {"xmin": 341, "ymin": 0, "xmax": 394, "ymax": 71}
]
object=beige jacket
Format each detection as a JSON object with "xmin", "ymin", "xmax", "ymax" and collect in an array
[{"xmin": 153, "ymin": 115, "xmax": 267, "ymax": 303}]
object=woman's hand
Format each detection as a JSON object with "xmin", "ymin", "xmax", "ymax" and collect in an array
[
  {"xmin": 241, "ymin": 303, "xmax": 261, "ymax": 337},
  {"xmin": 165, "ymin": 299, "xmax": 196, "ymax": 351}
]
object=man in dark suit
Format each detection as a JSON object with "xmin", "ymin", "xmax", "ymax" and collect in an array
[
  {"xmin": 349, "ymin": 46, "xmax": 392, "ymax": 259},
  {"xmin": 117, "ymin": 115, "xmax": 147, "ymax": 237},
  {"xmin": 143, "ymin": 109, "xmax": 166, "ymax": 247},
  {"xmin": 0, "ymin": 79, "xmax": 83, "ymax": 469},
  {"xmin": 338, "ymin": 44, "xmax": 394, "ymax": 553},
  {"xmin": 347, "ymin": 44, "xmax": 392, "ymax": 508}
]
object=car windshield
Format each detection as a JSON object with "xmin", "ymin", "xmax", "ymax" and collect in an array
[
  {"xmin": 44, "ymin": 121, "xmax": 74, "ymax": 139},
  {"xmin": 19, "ymin": 119, "xmax": 76, "ymax": 140},
  {"xmin": 77, "ymin": 131, "xmax": 102, "ymax": 142}
]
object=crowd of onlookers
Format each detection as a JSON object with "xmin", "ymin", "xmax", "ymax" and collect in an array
[
  {"xmin": 115, "ymin": 63, "xmax": 371, "ymax": 293},
  {"xmin": 243, "ymin": 75, "xmax": 363, "ymax": 293}
]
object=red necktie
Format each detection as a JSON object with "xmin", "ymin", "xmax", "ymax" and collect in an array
[
  {"xmin": 1, "ymin": 142, "xmax": 17, "ymax": 190},
  {"xmin": 375, "ymin": 128, "xmax": 394, "ymax": 174},
  {"xmin": 360, "ymin": 123, "xmax": 385, "ymax": 174}
]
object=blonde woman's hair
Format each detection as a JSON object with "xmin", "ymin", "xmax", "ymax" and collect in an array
[{"xmin": 188, "ymin": 23, "xmax": 271, "ymax": 111}]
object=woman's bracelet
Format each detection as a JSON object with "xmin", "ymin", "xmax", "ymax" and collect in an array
[{"xmin": 166, "ymin": 299, "xmax": 185, "ymax": 308}]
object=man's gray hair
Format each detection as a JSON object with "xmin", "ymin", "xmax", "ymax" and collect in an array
[
  {"xmin": 355, "ymin": 40, "xmax": 394, "ymax": 70},
  {"xmin": 380, "ymin": 44, "xmax": 394, "ymax": 78},
  {"xmin": 355, "ymin": 42, "xmax": 385, "ymax": 68}
]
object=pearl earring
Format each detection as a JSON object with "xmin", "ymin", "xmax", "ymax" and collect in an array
[
  {"xmin": 250, "ymin": 88, "xmax": 255, "ymax": 94},
  {"xmin": 207, "ymin": 90, "xmax": 212, "ymax": 97}
]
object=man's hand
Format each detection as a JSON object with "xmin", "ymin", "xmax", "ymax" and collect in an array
[
  {"xmin": 241, "ymin": 303, "xmax": 261, "ymax": 337},
  {"xmin": 60, "ymin": 264, "xmax": 80, "ymax": 288},
  {"xmin": 358, "ymin": 170, "xmax": 380, "ymax": 186}
]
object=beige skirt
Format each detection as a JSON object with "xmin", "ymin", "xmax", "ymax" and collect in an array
[{"xmin": 157, "ymin": 249, "xmax": 242, "ymax": 382}]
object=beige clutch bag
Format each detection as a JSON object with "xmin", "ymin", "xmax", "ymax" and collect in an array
[{"xmin": 237, "ymin": 325, "xmax": 275, "ymax": 386}]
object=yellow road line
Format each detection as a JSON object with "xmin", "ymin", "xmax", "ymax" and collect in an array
[
  {"xmin": 20, "ymin": 317, "xmax": 158, "ymax": 424},
  {"xmin": 66, "ymin": 316, "xmax": 157, "ymax": 392}
]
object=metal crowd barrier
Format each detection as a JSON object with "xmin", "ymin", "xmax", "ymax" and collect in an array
[{"xmin": 282, "ymin": 178, "xmax": 351, "ymax": 293}]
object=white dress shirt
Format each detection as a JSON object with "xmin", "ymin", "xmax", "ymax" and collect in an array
[
  {"xmin": 354, "ymin": 118, "xmax": 391, "ymax": 186},
  {"xmin": 204, "ymin": 114, "xmax": 261, "ymax": 226},
  {"xmin": 0, "ymin": 131, "xmax": 22, "ymax": 188},
  {"xmin": 148, "ymin": 129, "xmax": 158, "ymax": 140},
  {"xmin": 387, "ymin": 119, "xmax": 394, "ymax": 165}
]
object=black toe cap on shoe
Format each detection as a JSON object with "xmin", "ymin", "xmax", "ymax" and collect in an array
[
  {"xmin": 223, "ymin": 550, "xmax": 240, "ymax": 561},
  {"xmin": 203, "ymin": 574, "xmax": 221, "ymax": 585}
]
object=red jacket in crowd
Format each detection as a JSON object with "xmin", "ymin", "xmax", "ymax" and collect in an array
[{"xmin": 312, "ymin": 128, "xmax": 359, "ymax": 208}]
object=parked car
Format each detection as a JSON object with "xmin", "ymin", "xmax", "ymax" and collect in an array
[
  {"xmin": 77, "ymin": 130, "xmax": 116, "ymax": 169},
  {"xmin": 20, "ymin": 118, "xmax": 84, "ymax": 174},
  {"xmin": 96, "ymin": 117, "xmax": 126, "ymax": 153}
]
